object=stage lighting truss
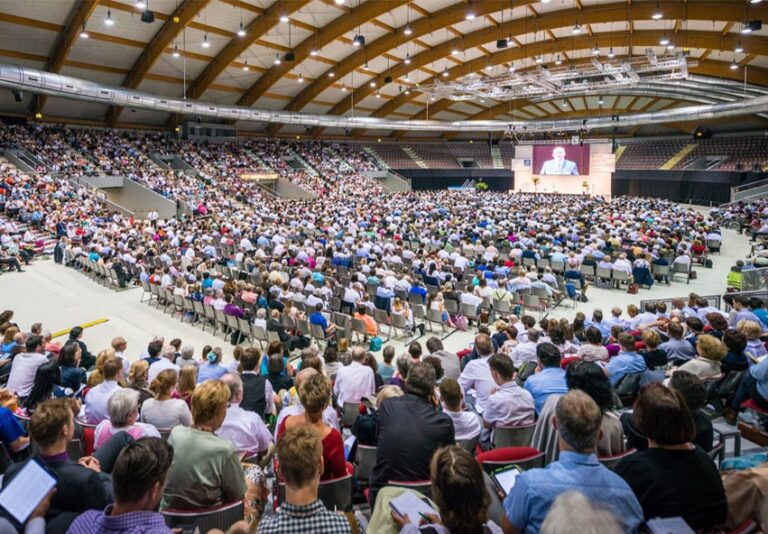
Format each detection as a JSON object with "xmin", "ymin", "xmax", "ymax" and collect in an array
[{"xmin": 417, "ymin": 49, "xmax": 694, "ymax": 102}]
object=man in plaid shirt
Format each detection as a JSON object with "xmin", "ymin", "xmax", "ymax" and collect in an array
[{"xmin": 257, "ymin": 426, "xmax": 352, "ymax": 533}]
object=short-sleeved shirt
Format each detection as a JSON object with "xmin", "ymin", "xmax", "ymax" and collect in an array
[
  {"xmin": 504, "ymin": 451, "xmax": 643, "ymax": 533},
  {"xmin": 0, "ymin": 406, "xmax": 25, "ymax": 448}
]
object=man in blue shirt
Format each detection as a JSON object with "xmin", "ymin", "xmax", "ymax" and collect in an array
[
  {"xmin": 502, "ymin": 390, "xmax": 643, "ymax": 533},
  {"xmin": 308, "ymin": 303, "xmax": 336, "ymax": 338},
  {"xmin": 604, "ymin": 333, "xmax": 647, "ymax": 387},
  {"xmin": 523, "ymin": 343, "xmax": 568, "ymax": 414}
]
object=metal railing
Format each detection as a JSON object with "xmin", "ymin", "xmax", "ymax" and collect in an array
[
  {"xmin": 640, "ymin": 294, "xmax": 722, "ymax": 312},
  {"xmin": 730, "ymin": 176, "xmax": 768, "ymax": 203},
  {"xmin": 740, "ymin": 266, "xmax": 768, "ymax": 292}
]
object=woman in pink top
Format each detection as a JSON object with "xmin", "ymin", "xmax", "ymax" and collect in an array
[{"xmin": 93, "ymin": 388, "xmax": 160, "ymax": 450}]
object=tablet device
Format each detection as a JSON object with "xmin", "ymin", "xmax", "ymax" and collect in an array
[
  {"xmin": 491, "ymin": 465, "xmax": 521, "ymax": 497},
  {"xmin": 0, "ymin": 458, "xmax": 57, "ymax": 527}
]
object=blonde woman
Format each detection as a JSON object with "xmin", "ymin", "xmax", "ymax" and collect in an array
[
  {"xmin": 87, "ymin": 349, "xmax": 116, "ymax": 388},
  {"xmin": 174, "ymin": 365, "xmax": 197, "ymax": 409},
  {"xmin": 127, "ymin": 359, "xmax": 153, "ymax": 410}
]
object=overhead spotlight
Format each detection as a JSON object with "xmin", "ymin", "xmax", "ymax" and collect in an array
[
  {"xmin": 659, "ymin": 36, "xmax": 670, "ymax": 45},
  {"xmin": 328, "ymin": 71, "xmax": 335, "ymax": 77},
  {"xmin": 104, "ymin": 10, "xmax": 114, "ymax": 26},
  {"xmin": 554, "ymin": 55, "xmax": 562, "ymax": 65},
  {"xmin": 237, "ymin": 22, "xmax": 246, "ymax": 37},
  {"xmin": 607, "ymin": 47, "xmax": 615, "ymax": 58},
  {"xmin": 496, "ymin": 38, "xmax": 508, "ymax": 49},
  {"xmin": 485, "ymin": 64, "xmax": 492, "ymax": 71},
  {"xmin": 297, "ymin": 75, "xmax": 304, "ymax": 83},
  {"xmin": 592, "ymin": 45, "xmax": 600, "ymax": 55},
  {"xmin": 535, "ymin": 55, "xmax": 543, "ymax": 63},
  {"xmin": 442, "ymin": 68, "xmax": 449, "ymax": 77},
  {"xmin": 404, "ymin": 53, "xmax": 411, "ymax": 64},
  {"xmin": 404, "ymin": 73, "xmax": 410, "ymax": 82},
  {"xmin": 572, "ymin": 24, "xmax": 581, "ymax": 34},
  {"xmin": 735, "ymin": 43, "xmax": 744, "ymax": 53},
  {"xmin": 370, "ymin": 81, "xmax": 376, "ymax": 87},
  {"xmin": 466, "ymin": 10, "xmax": 476, "ymax": 20},
  {"xmin": 404, "ymin": 89, "xmax": 410, "ymax": 95},
  {"xmin": 79, "ymin": 22, "xmax": 89, "ymax": 38},
  {"xmin": 242, "ymin": 61, "xmax": 249, "ymax": 71},
  {"xmin": 284, "ymin": 51, "xmax": 295, "ymax": 61},
  {"xmin": 730, "ymin": 61, "xmax": 739, "ymax": 70},
  {"xmin": 651, "ymin": 3, "xmax": 663, "ymax": 20},
  {"xmin": 280, "ymin": 14, "xmax": 289, "ymax": 23},
  {"xmin": 334, "ymin": 0, "xmax": 344, "ymax": 4},
  {"xmin": 341, "ymin": 85, "xmax": 347, "ymax": 92},
  {"xmin": 742, "ymin": 20, "xmax": 762, "ymax": 34},
  {"xmin": 404, "ymin": 24, "xmax": 412, "ymax": 35},
  {"xmin": 508, "ymin": 64, "xmax": 516, "ymax": 72},
  {"xmin": 451, "ymin": 48, "xmax": 460, "ymax": 55},
  {"xmin": 273, "ymin": 54, "xmax": 281, "ymax": 65},
  {"xmin": 202, "ymin": 34, "xmax": 210, "ymax": 48},
  {"xmin": 376, "ymin": 92, "xmax": 381, "ymax": 98},
  {"xmin": 353, "ymin": 34, "xmax": 365, "ymax": 46},
  {"xmin": 430, "ymin": 96, "xmax": 436, "ymax": 101},
  {"xmin": 598, "ymin": 97, "xmax": 604, "ymax": 105},
  {"xmin": 172, "ymin": 45, "xmax": 180, "ymax": 57},
  {"xmin": 666, "ymin": 43, "xmax": 674, "ymax": 50},
  {"xmin": 384, "ymin": 75, "xmax": 393, "ymax": 83},
  {"xmin": 135, "ymin": 0, "xmax": 146, "ymax": 8}
]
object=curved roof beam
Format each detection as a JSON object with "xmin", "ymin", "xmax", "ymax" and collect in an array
[
  {"xmin": 235, "ymin": 0, "xmax": 414, "ymax": 109},
  {"xmin": 259, "ymin": 0, "xmax": 539, "ymax": 128},
  {"xmin": 38, "ymin": 0, "xmax": 101, "ymax": 113},
  {"xmin": 108, "ymin": 0, "xmax": 213, "ymax": 126},
  {"xmin": 337, "ymin": 31, "xmax": 768, "ymax": 137},
  {"xmin": 298, "ymin": 0, "xmax": 765, "ymax": 135}
]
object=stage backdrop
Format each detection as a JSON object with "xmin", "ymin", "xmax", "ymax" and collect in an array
[{"xmin": 513, "ymin": 143, "xmax": 614, "ymax": 197}]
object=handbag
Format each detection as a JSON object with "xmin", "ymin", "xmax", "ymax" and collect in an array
[
  {"xmin": 369, "ymin": 336, "xmax": 383, "ymax": 351},
  {"xmin": 627, "ymin": 283, "xmax": 639, "ymax": 295}
]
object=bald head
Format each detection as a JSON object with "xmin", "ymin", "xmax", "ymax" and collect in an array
[{"xmin": 295, "ymin": 367, "xmax": 318, "ymax": 389}]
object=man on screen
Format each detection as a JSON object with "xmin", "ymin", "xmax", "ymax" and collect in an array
[{"xmin": 540, "ymin": 146, "xmax": 579, "ymax": 175}]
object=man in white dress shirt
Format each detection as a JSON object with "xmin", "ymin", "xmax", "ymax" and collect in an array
[
  {"xmin": 147, "ymin": 345, "xmax": 180, "ymax": 385},
  {"xmin": 458, "ymin": 334, "xmax": 496, "ymax": 414},
  {"xmin": 6, "ymin": 335, "xmax": 47, "ymax": 398},
  {"xmin": 217, "ymin": 373, "xmax": 272, "ymax": 456},
  {"xmin": 333, "ymin": 347, "xmax": 376, "ymax": 408},
  {"xmin": 83, "ymin": 357, "xmax": 124, "ymax": 424},
  {"xmin": 510, "ymin": 329, "xmax": 541, "ymax": 368},
  {"xmin": 482, "ymin": 353, "xmax": 535, "ymax": 448},
  {"xmin": 439, "ymin": 378, "xmax": 482, "ymax": 441}
]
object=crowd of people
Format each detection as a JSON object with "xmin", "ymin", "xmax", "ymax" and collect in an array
[{"xmin": 0, "ymin": 120, "xmax": 766, "ymax": 532}]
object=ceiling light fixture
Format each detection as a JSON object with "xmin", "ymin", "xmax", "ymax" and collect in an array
[
  {"xmin": 485, "ymin": 64, "xmax": 492, "ymax": 71},
  {"xmin": 751, "ymin": 0, "xmax": 762, "ymax": 3},
  {"xmin": 666, "ymin": 43, "xmax": 674, "ymax": 50},
  {"xmin": 334, "ymin": 0, "xmax": 344, "ymax": 4},
  {"xmin": 554, "ymin": 55, "xmax": 562, "ymax": 65},
  {"xmin": 237, "ymin": 22, "xmax": 246, "ymax": 37},
  {"xmin": 442, "ymin": 68, "xmax": 449, "ymax": 77},
  {"xmin": 202, "ymin": 34, "xmax": 210, "ymax": 48},
  {"xmin": 535, "ymin": 55, "xmax": 544, "ymax": 63},
  {"xmin": 274, "ymin": 54, "xmax": 281, "ymax": 65},
  {"xmin": 404, "ymin": 89, "xmax": 410, "ymax": 95},
  {"xmin": 735, "ymin": 43, "xmax": 744, "ymax": 53},
  {"xmin": 310, "ymin": 48, "xmax": 318, "ymax": 56},
  {"xmin": 466, "ymin": 10, "xmax": 476, "ymax": 20},
  {"xmin": 135, "ymin": 0, "xmax": 146, "ymax": 8},
  {"xmin": 104, "ymin": 10, "xmax": 114, "ymax": 26},
  {"xmin": 353, "ymin": 34, "xmax": 365, "ymax": 46},
  {"xmin": 172, "ymin": 44, "xmax": 180, "ymax": 57},
  {"xmin": 509, "ymin": 64, "xmax": 515, "ymax": 72},
  {"xmin": 370, "ymin": 81, "xmax": 376, "ymax": 87},
  {"xmin": 659, "ymin": 36, "xmax": 670, "ymax": 46},
  {"xmin": 242, "ymin": 61, "xmax": 249, "ymax": 71},
  {"xmin": 80, "ymin": 22, "xmax": 89, "ymax": 38},
  {"xmin": 404, "ymin": 24, "xmax": 412, "ymax": 35},
  {"xmin": 608, "ymin": 47, "xmax": 615, "ymax": 58},
  {"xmin": 341, "ymin": 85, "xmax": 347, "ymax": 91},
  {"xmin": 404, "ymin": 53, "xmax": 411, "ymax": 64},
  {"xmin": 328, "ymin": 71, "xmax": 335, "ymax": 77},
  {"xmin": 572, "ymin": 24, "xmax": 581, "ymax": 34},
  {"xmin": 297, "ymin": 75, "xmax": 304, "ymax": 83},
  {"xmin": 280, "ymin": 14, "xmax": 289, "ymax": 23},
  {"xmin": 651, "ymin": 4, "xmax": 663, "ymax": 20},
  {"xmin": 730, "ymin": 61, "xmax": 739, "ymax": 70},
  {"xmin": 452, "ymin": 48, "xmax": 460, "ymax": 55},
  {"xmin": 592, "ymin": 45, "xmax": 600, "ymax": 55},
  {"xmin": 598, "ymin": 97, "xmax": 604, "ymax": 105},
  {"xmin": 376, "ymin": 91, "xmax": 381, "ymax": 98}
]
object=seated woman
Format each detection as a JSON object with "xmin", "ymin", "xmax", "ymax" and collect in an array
[
  {"xmin": 94, "ymin": 388, "xmax": 160, "ymax": 450},
  {"xmin": 57, "ymin": 343, "xmax": 86, "ymax": 393},
  {"xmin": 162, "ymin": 379, "xmax": 247, "ymax": 509},
  {"xmin": 127, "ymin": 360, "xmax": 153, "ymax": 410},
  {"xmin": 354, "ymin": 305, "xmax": 379, "ymax": 339},
  {"xmin": 722, "ymin": 329, "xmax": 750, "ymax": 373},
  {"xmin": 727, "ymin": 352, "xmax": 768, "ymax": 424},
  {"xmin": 675, "ymin": 334, "xmax": 725, "ymax": 381},
  {"xmin": 173, "ymin": 365, "xmax": 197, "ymax": 408},
  {"xmin": 391, "ymin": 445, "xmax": 503, "ymax": 533},
  {"xmin": 576, "ymin": 326, "xmax": 609, "ymax": 362},
  {"xmin": 277, "ymin": 372, "xmax": 347, "ymax": 481},
  {"xmin": 615, "ymin": 383, "xmax": 727, "ymax": 529},
  {"xmin": 639, "ymin": 329, "xmax": 667, "ymax": 369},
  {"xmin": 267, "ymin": 353, "xmax": 294, "ymax": 395},
  {"xmin": 23, "ymin": 362, "xmax": 64, "ymax": 415},
  {"xmin": 196, "ymin": 347, "xmax": 227, "ymax": 383},
  {"xmin": 141, "ymin": 369, "xmax": 192, "ymax": 430},
  {"xmin": 623, "ymin": 371, "xmax": 713, "ymax": 452}
]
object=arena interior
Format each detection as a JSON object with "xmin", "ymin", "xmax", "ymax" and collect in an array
[{"xmin": 2, "ymin": 0, "xmax": 768, "ymax": 532}]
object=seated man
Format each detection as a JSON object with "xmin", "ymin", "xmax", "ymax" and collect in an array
[
  {"xmin": 333, "ymin": 347, "xmax": 375, "ymax": 409},
  {"xmin": 67, "ymin": 438, "xmax": 174, "ymax": 533},
  {"xmin": 604, "ymin": 333, "xmax": 647, "ymax": 387},
  {"xmin": 308, "ymin": 303, "xmax": 337, "ymax": 339},
  {"xmin": 439, "ymin": 378, "xmax": 482, "ymax": 442},
  {"xmin": 523, "ymin": 343, "xmax": 568, "ymax": 415},
  {"xmin": 83, "ymin": 357, "xmax": 124, "ymax": 424},
  {"xmin": 257, "ymin": 426, "xmax": 352, "ymax": 533},
  {"xmin": 4, "ymin": 399, "xmax": 113, "ymax": 532},
  {"xmin": 370, "ymin": 362, "xmax": 454, "ymax": 505},
  {"xmin": 239, "ymin": 347, "xmax": 276, "ymax": 420},
  {"xmin": 502, "ymin": 390, "xmax": 643, "ymax": 533},
  {"xmin": 482, "ymin": 353, "xmax": 535, "ymax": 448},
  {"xmin": 0, "ymin": 405, "xmax": 29, "ymax": 459},
  {"xmin": 6, "ymin": 335, "xmax": 47, "ymax": 399},
  {"xmin": 217, "ymin": 373, "xmax": 272, "ymax": 457}
]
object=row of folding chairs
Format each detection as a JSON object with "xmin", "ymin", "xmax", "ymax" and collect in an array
[{"xmin": 75, "ymin": 257, "xmax": 125, "ymax": 291}]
